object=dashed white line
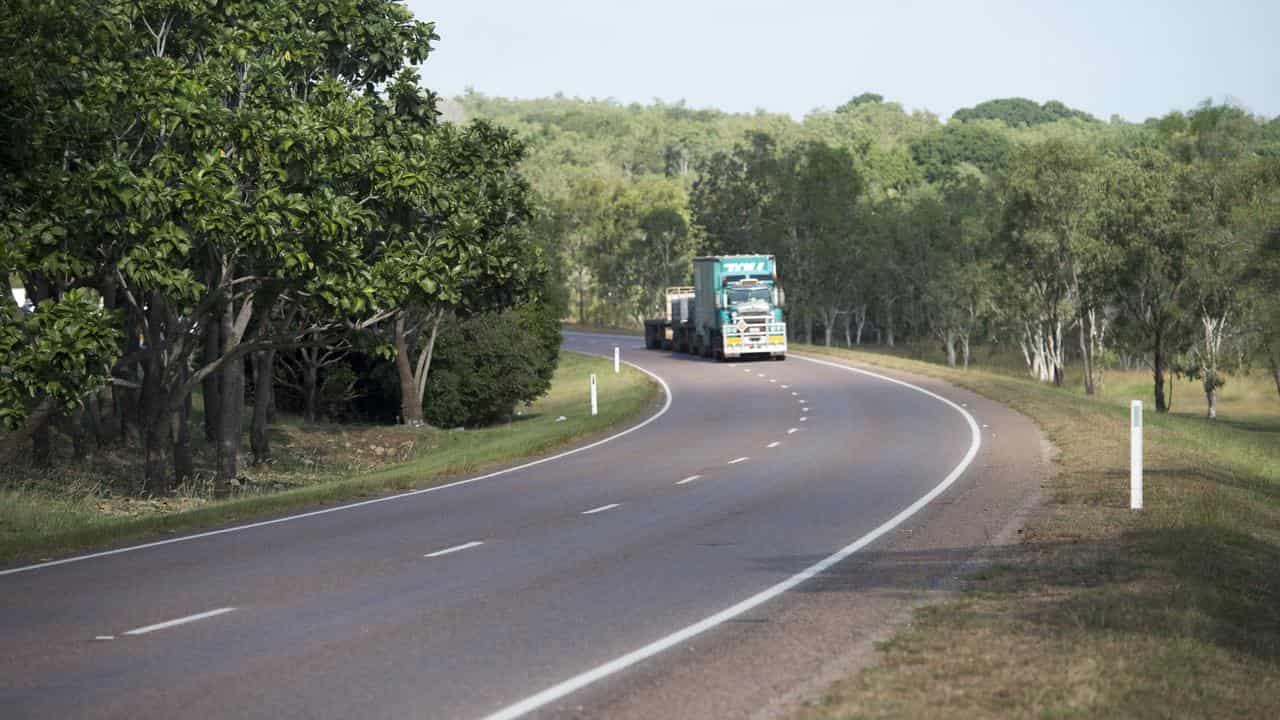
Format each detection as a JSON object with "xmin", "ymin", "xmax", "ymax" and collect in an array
[
  {"xmin": 767, "ymin": 441, "xmax": 781, "ymax": 448},
  {"xmin": 781, "ymin": 384, "xmax": 789, "ymax": 389},
  {"xmin": 94, "ymin": 635, "xmax": 115, "ymax": 641},
  {"xmin": 743, "ymin": 369, "xmax": 751, "ymax": 374},
  {"xmin": 800, "ymin": 417, "xmax": 808, "ymax": 422},
  {"xmin": 790, "ymin": 391, "xmax": 798, "ymax": 396},
  {"xmin": 480, "ymin": 353, "xmax": 984, "ymax": 720},
  {"xmin": 769, "ymin": 379, "xmax": 777, "ymax": 383},
  {"xmin": 676, "ymin": 474, "xmax": 702, "ymax": 485},
  {"xmin": 582, "ymin": 503, "xmax": 621, "ymax": 515},
  {"xmin": 4, "ymin": 345, "xmax": 675, "ymax": 579},
  {"xmin": 425, "ymin": 541, "xmax": 485, "ymax": 558},
  {"xmin": 122, "ymin": 607, "xmax": 237, "ymax": 636},
  {"xmin": 727, "ymin": 457, "xmax": 749, "ymax": 465},
  {"xmin": 787, "ymin": 428, "xmax": 799, "ymax": 434},
  {"xmin": 757, "ymin": 373, "xmax": 766, "ymax": 378}
]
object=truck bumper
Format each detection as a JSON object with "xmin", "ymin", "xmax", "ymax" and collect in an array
[{"xmin": 724, "ymin": 332, "xmax": 787, "ymax": 357}]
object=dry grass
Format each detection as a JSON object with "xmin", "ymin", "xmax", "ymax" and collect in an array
[
  {"xmin": 792, "ymin": 344, "xmax": 1280, "ymax": 720},
  {"xmin": 0, "ymin": 352, "xmax": 658, "ymax": 564}
]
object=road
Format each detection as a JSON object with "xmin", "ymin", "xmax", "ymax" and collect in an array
[{"xmin": 0, "ymin": 333, "xmax": 1045, "ymax": 719}]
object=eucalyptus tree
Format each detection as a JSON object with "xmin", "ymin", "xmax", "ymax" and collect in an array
[
  {"xmin": 999, "ymin": 137, "xmax": 1112, "ymax": 390},
  {"xmin": 1096, "ymin": 149, "xmax": 1197, "ymax": 412}
]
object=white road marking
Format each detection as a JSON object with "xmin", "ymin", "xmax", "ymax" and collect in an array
[
  {"xmin": 675, "ymin": 475, "xmax": 702, "ymax": 486},
  {"xmin": 425, "ymin": 541, "xmax": 485, "ymax": 558},
  {"xmin": 983, "ymin": 424, "xmax": 990, "ymax": 428},
  {"xmin": 767, "ymin": 441, "xmax": 781, "ymax": 448},
  {"xmin": 800, "ymin": 417, "xmax": 808, "ymax": 422},
  {"xmin": 791, "ymin": 391, "xmax": 798, "ymax": 396},
  {"xmin": 123, "ymin": 607, "xmax": 237, "ymax": 636},
  {"xmin": 757, "ymin": 373, "xmax": 766, "ymax": 377},
  {"xmin": 2, "ymin": 344, "xmax": 674, "ymax": 578},
  {"xmin": 581, "ymin": 503, "xmax": 620, "ymax": 515},
  {"xmin": 769, "ymin": 379, "xmax": 777, "ymax": 383},
  {"xmin": 743, "ymin": 369, "xmax": 751, "ymax": 373},
  {"xmin": 787, "ymin": 428, "xmax": 799, "ymax": 434},
  {"xmin": 727, "ymin": 457, "xmax": 749, "ymax": 465},
  {"xmin": 94, "ymin": 635, "xmax": 115, "ymax": 641},
  {"xmin": 781, "ymin": 384, "xmax": 789, "ymax": 389},
  {"xmin": 481, "ymin": 353, "xmax": 983, "ymax": 720}
]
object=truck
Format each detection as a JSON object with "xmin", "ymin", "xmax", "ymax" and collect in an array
[{"xmin": 644, "ymin": 254, "xmax": 787, "ymax": 361}]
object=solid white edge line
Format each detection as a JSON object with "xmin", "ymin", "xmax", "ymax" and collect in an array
[
  {"xmin": 581, "ymin": 503, "xmax": 620, "ymax": 515},
  {"xmin": 122, "ymin": 607, "xmax": 237, "ymax": 636},
  {"xmin": 479, "ymin": 353, "xmax": 982, "ymax": 720},
  {"xmin": 727, "ymin": 457, "xmax": 749, "ymax": 465},
  {"xmin": 675, "ymin": 475, "xmax": 702, "ymax": 485},
  {"xmin": 425, "ymin": 540, "xmax": 485, "ymax": 558},
  {"xmin": 1, "ymin": 343, "xmax": 674, "ymax": 578}
]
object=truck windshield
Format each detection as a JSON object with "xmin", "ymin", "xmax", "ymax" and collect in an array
[{"xmin": 728, "ymin": 287, "xmax": 771, "ymax": 305}]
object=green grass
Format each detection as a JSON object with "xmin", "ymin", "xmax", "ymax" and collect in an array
[
  {"xmin": 790, "ymin": 343, "xmax": 1280, "ymax": 720},
  {"xmin": 0, "ymin": 351, "xmax": 659, "ymax": 565}
]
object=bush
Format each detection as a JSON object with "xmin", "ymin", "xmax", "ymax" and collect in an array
[{"xmin": 423, "ymin": 304, "xmax": 560, "ymax": 427}]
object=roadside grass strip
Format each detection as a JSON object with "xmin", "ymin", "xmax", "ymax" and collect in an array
[
  {"xmin": 0, "ymin": 352, "xmax": 660, "ymax": 568},
  {"xmin": 791, "ymin": 344, "xmax": 1280, "ymax": 720}
]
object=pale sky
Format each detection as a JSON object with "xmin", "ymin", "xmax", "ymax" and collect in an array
[{"xmin": 404, "ymin": 1, "xmax": 1280, "ymax": 122}]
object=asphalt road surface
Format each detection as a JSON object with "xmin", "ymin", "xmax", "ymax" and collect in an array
[{"xmin": 0, "ymin": 333, "xmax": 1046, "ymax": 719}]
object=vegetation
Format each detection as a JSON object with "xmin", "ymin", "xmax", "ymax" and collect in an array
[
  {"xmin": 1, "ymin": 2, "xmax": 557, "ymax": 506},
  {"xmin": 459, "ymin": 92, "xmax": 1280, "ymax": 421},
  {"xmin": 0, "ymin": 352, "xmax": 657, "ymax": 564},
  {"xmin": 791, "ymin": 344, "xmax": 1280, "ymax": 719}
]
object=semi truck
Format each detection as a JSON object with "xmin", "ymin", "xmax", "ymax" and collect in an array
[{"xmin": 644, "ymin": 254, "xmax": 787, "ymax": 361}]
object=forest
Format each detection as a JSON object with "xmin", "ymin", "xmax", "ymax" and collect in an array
[
  {"xmin": 2, "ymin": 0, "xmax": 1279, "ymax": 505},
  {"xmin": 1, "ymin": 1, "xmax": 561, "ymax": 496},
  {"xmin": 457, "ymin": 90, "xmax": 1280, "ymax": 418}
]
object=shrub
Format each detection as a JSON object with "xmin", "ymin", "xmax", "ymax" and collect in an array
[{"xmin": 423, "ymin": 304, "xmax": 560, "ymax": 427}]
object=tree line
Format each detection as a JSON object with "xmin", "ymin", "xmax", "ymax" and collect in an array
[
  {"xmin": 460, "ymin": 92, "xmax": 1280, "ymax": 417},
  {"xmin": 1, "ymin": 1, "xmax": 555, "ymax": 492}
]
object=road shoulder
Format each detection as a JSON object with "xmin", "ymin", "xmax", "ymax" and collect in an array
[{"xmin": 550, "ymin": 351, "xmax": 1052, "ymax": 719}]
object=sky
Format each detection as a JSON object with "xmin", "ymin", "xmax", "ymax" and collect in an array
[{"xmin": 404, "ymin": 0, "xmax": 1280, "ymax": 122}]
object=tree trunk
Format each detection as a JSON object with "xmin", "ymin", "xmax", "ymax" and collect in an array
[
  {"xmin": 0, "ymin": 397, "xmax": 56, "ymax": 466},
  {"xmin": 202, "ymin": 319, "xmax": 222, "ymax": 443},
  {"xmin": 1078, "ymin": 308, "xmax": 1096, "ymax": 395},
  {"xmin": 1205, "ymin": 385, "xmax": 1217, "ymax": 420},
  {"xmin": 884, "ymin": 302, "xmax": 895, "ymax": 347},
  {"xmin": 961, "ymin": 334, "xmax": 971, "ymax": 370},
  {"xmin": 823, "ymin": 310, "xmax": 834, "ymax": 347},
  {"xmin": 855, "ymin": 305, "xmax": 867, "ymax": 345},
  {"xmin": 1153, "ymin": 348, "xmax": 1168, "ymax": 413},
  {"xmin": 805, "ymin": 313, "xmax": 814, "ymax": 345},
  {"xmin": 251, "ymin": 349, "xmax": 275, "ymax": 463},
  {"xmin": 215, "ymin": 298, "xmax": 245, "ymax": 490},
  {"xmin": 141, "ymin": 298, "xmax": 170, "ymax": 494},
  {"xmin": 303, "ymin": 361, "xmax": 318, "ymax": 423},
  {"xmin": 1272, "ymin": 357, "xmax": 1280, "ymax": 402},
  {"xmin": 173, "ymin": 388, "xmax": 194, "ymax": 484},
  {"xmin": 944, "ymin": 332, "xmax": 957, "ymax": 368},
  {"xmin": 843, "ymin": 312, "xmax": 852, "ymax": 347},
  {"xmin": 393, "ymin": 314, "xmax": 423, "ymax": 425}
]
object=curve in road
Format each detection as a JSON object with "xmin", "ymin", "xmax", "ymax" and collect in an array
[{"xmin": 0, "ymin": 333, "xmax": 1023, "ymax": 720}]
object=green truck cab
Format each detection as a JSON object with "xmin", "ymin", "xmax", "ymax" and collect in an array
[{"xmin": 644, "ymin": 254, "xmax": 787, "ymax": 361}]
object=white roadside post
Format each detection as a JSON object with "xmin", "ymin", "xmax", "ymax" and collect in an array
[
  {"xmin": 1130, "ymin": 400, "xmax": 1143, "ymax": 510},
  {"xmin": 614, "ymin": 346, "xmax": 620, "ymax": 374},
  {"xmin": 590, "ymin": 373, "xmax": 598, "ymax": 416}
]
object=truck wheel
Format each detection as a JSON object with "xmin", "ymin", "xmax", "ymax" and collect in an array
[{"xmin": 774, "ymin": 354, "xmax": 786, "ymax": 361}]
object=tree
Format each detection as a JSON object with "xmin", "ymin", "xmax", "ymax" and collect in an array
[{"xmin": 999, "ymin": 138, "xmax": 1112, "ymax": 391}]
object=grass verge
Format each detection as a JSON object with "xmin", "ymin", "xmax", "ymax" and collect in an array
[
  {"xmin": 791, "ymin": 344, "xmax": 1280, "ymax": 719},
  {"xmin": 0, "ymin": 351, "xmax": 658, "ymax": 566}
]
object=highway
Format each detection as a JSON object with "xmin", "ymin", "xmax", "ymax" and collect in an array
[{"xmin": 0, "ymin": 332, "xmax": 1045, "ymax": 719}]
